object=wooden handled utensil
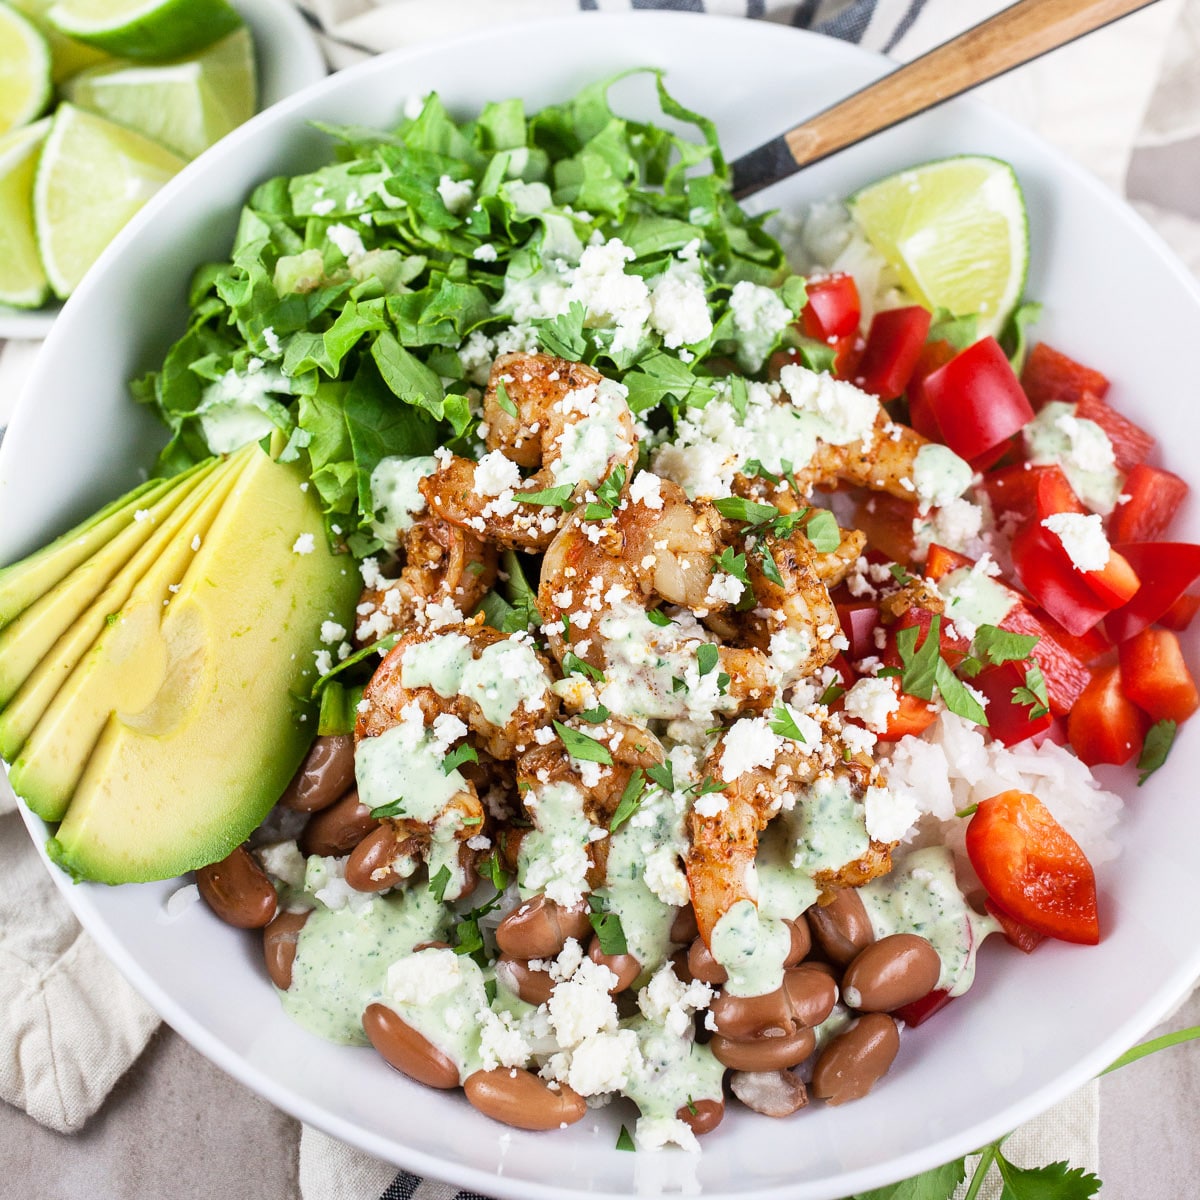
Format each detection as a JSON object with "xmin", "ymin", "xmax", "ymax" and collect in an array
[{"xmin": 731, "ymin": 0, "xmax": 1162, "ymax": 199}]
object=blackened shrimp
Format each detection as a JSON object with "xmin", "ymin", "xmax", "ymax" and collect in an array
[{"xmin": 420, "ymin": 353, "xmax": 638, "ymax": 552}]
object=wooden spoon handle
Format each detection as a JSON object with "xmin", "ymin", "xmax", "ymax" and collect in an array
[{"xmin": 732, "ymin": 0, "xmax": 1161, "ymax": 197}]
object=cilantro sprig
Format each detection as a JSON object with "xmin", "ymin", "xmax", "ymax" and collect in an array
[
  {"xmin": 1137, "ymin": 718, "xmax": 1177, "ymax": 785},
  {"xmin": 891, "ymin": 615, "xmax": 987, "ymax": 726}
]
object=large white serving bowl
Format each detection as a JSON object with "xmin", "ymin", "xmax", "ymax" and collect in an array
[
  {"xmin": 3, "ymin": 13, "xmax": 1200, "ymax": 1198},
  {"xmin": 0, "ymin": 0, "xmax": 327, "ymax": 340}
]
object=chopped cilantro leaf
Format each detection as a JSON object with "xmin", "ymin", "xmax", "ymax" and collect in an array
[
  {"xmin": 713, "ymin": 496, "xmax": 780, "ymax": 524},
  {"xmin": 973, "ymin": 624, "xmax": 1040, "ymax": 666},
  {"xmin": 584, "ymin": 465, "xmax": 628, "ymax": 520},
  {"xmin": 769, "ymin": 703, "xmax": 807, "ymax": 742},
  {"xmin": 671, "ymin": 675, "xmax": 687, "ymax": 693},
  {"xmin": 484, "ymin": 978, "xmax": 498, "ymax": 1006},
  {"xmin": 805, "ymin": 508, "xmax": 841, "ymax": 553},
  {"xmin": 518, "ymin": 484, "xmax": 575, "ymax": 511},
  {"xmin": 1012, "ymin": 661, "xmax": 1050, "ymax": 720},
  {"xmin": 697, "ymin": 643, "xmax": 719, "ymax": 676},
  {"xmin": 579, "ymin": 704, "xmax": 610, "ymax": 723},
  {"xmin": 494, "ymin": 380, "xmax": 518, "ymax": 418},
  {"xmin": 818, "ymin": 681, "xmax": 846, "ymax": 706},
  {"xmin": 646, "ymin": 761, "xmax": 675, "ymax": 793},
  {"xmin": 369, "ymin": 798, "xmax": 405, "ymax": 818},
  {"xmin": 480, "ymin": 852, "xmax": 510, "ymax": 891},
  {"xmin": 756, "ymin": 543, "xmax": 784, "ymax": 587},
  {"xmin": 888, "ymin": 563, "xmax": 914, "ymax": 586},
  {"xmin": 562, "ymin": 651, "xmax": 604, "ymax": 682},
  {"xmin": 646, "ymin": 608, "xmax": 673, "ymax": 627},
  {"xmin": 428, "ymin": 864, "xmax": 452, "ymax": 902},
  {"xmin": 442, "ymin": 743, "xmax": 479, "ymax": 774},
  {"xmin": 588, "ymin": 900, "xmax": 628, "ymax": 955},
  {"xmin": 1138, "ymin": 719, "xmax": 1177, "ymax": 786},
  {"xmin": 610, "ymin": 769, "xmax": 647, "ymax": 832},
  {"xmin": 615, "ymin": 1125, "xmax": 636, "ymax": 1152},
  {"xmin": 935, "ymin": 658, "xmax": 987, "ymax": 725},
  {"xmin": 553, "ymin": 720, "xmax": 613, "ymax": 764}
]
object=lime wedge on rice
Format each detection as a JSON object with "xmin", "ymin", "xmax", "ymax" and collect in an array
[
  {"xmin": 45, "ymin": 0, "xmax": 241, "ymax": 60},
  {"xmin": 9, "ymin": 0, "xmax": 110, "ymax": 83},
  {"xmin": 64, "ymin": 26, "xmax": 256, "ymax": 160},
  {"xmin": 34, "ymin": 102, "xmax": 185, "ymax": 298},
  {"xmin": 848, "ymin": 155, "xmax": 1028, "ymax": 338},
  {"xmin": 0, "ymin": 118, "xmax": 50, "ymax": 308},
  {"xmin": 0, "ymin": 1, "xmax": 52, "ymax": 135}
]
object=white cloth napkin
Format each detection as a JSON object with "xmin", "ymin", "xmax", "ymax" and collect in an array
[{"xmin": 1, "ymin": 0, "xmax": 1198, "ymax": 1196}]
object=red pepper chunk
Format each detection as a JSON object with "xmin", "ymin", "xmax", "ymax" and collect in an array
[
  {"xmin": 893, "ymin": 988, "xmax": 954, "ymax": 1028},
  {"xmin": 1010, "ymin": 520, "xmax": 1114, "ymax": 637},
  {"xmin": 801, "ymin": 273, "xmax": 861, "ymax": 340},
  {"xmin": 1118, "ymin": 628, "xmax": 1200, "ymax": 724},
  {"xmin": 984, "ymin": 898, "xmax": 1046, "ymax": 954},
  {"xmin": 966, "ymin": 790, "xmax": 1100, "ymax": 945},
  {"xmin": 922, "ymin": 337, "xmax": 1035, "ymax": 461},
  {"xmin": 1021, "ymin": 343, "xmax": 1110, "ymax": 408},
  {"xmin": 1106, "ymin": 542, "xmax": 1200, "ymax": 644},
  {"xmin": 1075, "ymin": 390, "xmax": 1154, "ymax": 473},
  {"xmin": 1067, "ymin": 665, "xmax": 1147, "ymax": 767},
  {"xmin": 855, "ymin": 306, "xmax": 932, "ymax": 401},
  {"xmin": 972, "ymin": 661, "xmax": 1053, "ymax": 747},
  {"xmin": 1108, "ymin": 464, "xmax": 1189, "ymax": 544}
]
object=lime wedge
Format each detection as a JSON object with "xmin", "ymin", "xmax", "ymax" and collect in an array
[
  {"xmin": 63, "ymin": 26, "xmax": 256, "ymax": 160},
  {"xmin": 0, "ymin": 1, "xmax": 52, "ymax": 135},
  {"xmin": 848, "ymin": 155, "xmax": 1028, "ymax": 337},
  {"xmin": 34, "ymin": 102, "xmax": 185, "ymax": 298},
  {"xmin": 45, "ymin": 0, "xmax": 241, "ymax": 60},
  {"xmin": 9, "ymin": 0, "xmax": 110, "ymax": 83},
  {"xmin": 0, "ymin": 118, "xmax": 50, "ymax": 307}
]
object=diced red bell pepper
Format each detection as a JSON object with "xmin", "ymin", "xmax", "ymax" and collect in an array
[
  {"xmin": 882, "ymin": 607, "xmax": 970, "ymax": 671},
  {"xmin": 1079, "ymin": 547, "xmax": 1140, "ymax": 609},
  {"xmin": 1067, "ymin": 665, "xmax": 1147, "ymax": 767},
  {"xmin": 827, "ymin": 652, "xmax": 858, "ymax": 689},
  {"xmin": 905, "ymin": 339, "xmax": 955, "ymax": 441},
  {"xmin": 1160, "ymin": 593, "xmax": 1200, "ymax": 632},
  {"xmin": 1074, "ymin": 390, "xmax": 1154, "ymax": 473},
  {"xmin": 969, "ymin": 434, "xmax": 1021, "ymax": 475},
  {"xmin": 923, "ymin": 543, "xmax": 973, "ymax": 581},
  {"xmin": 984, "ymin": 898, "xmax": 1046, "ymax": 954},
  {"xmin": 966, "ymin": 790, "xmax": 1100, "ymax": 945},
  {"xmin": 853, "ymin": 494, "xmax": 918, "ymax": 566},
  {"xmin": 1011, "ymin": 520, "xmax": 1114, "ymax": 637},
  {"xmin": 979, "ymin": 464, "xmax": 1082, "ymax": 528},
  {"xmin": 855, "ymin": 306, "xmax": 932, "ymax": 401},
  {"xmin": 922, "ymin": 336, "xmax": 1035, "ymax": 461},
  {"xmin": 1118, "ymin": 627, "xmax": 1200, "ymax": 724},
  {"xmin": 999, "ymin": 602, "xmax": 1096, "ymax": 716},
  {"xmin": 1108, "ymin": 464, "xmax": 1189, "ymax": 544},
  {"xmin": 801, "ymin": 273, "xmax": 861, "ymax": 341},
  {"xmin": 1106, "ymin": 542, "xmax": 1200, "ymax": 644},
  {"xmin": 972, "ymin": 660, "xmax": 1053, "ymax": 746},
  {"xmin": 870, "ymin": 678, "xmax": 939, "ymax": 742},
  {"xmin": 1021, "ymin": 342, "xmax": 1110, "ymax": 408},
  {"xmin": 835, "ymin": 601, "xmax": 882, "ymax": 662},
  {"xmin": 893, "ymin": 988, "xmax": 953, "ymax": 1028}
]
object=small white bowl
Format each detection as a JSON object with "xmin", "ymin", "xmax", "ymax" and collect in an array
[
  {"xmin": 3, "ymin": 13, "xmax": 1200, "ymax": 1199},
  {"xmin": 0, "ymin": 0, "xmax": 326, "ymax": 341}
]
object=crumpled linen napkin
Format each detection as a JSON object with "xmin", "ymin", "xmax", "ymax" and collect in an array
[{"xmin": 0, "ymin": 0, "xmax": 1196, "ymax": 1194}]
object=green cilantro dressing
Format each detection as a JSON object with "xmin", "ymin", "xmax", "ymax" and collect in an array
[
  {"xmin": 1023, "ymin": 401, "xmax": 1122, "ymax": 515},
  {"xmin": 196, "ymin": 367, "xmax": 291, "ymax": 455},
  {"xmin": 938, "ymin": 565, "xmax": 1016, "ymax": 640},
  {"xmin": 913, "ymin": 443, "xmax": 974, "ymax": 510},
  {"xmin": 756, "ymin": 818, "xmax": 820, "ymax": 920},
  {"xmin": 518, "ymin": 780, "xmax": 594, "ymax": 907},
  {"xmin": 710, "ymin": 898, "xmax": 792, "ymax": 998},
  {"xmin": 369, "ymin": 455, "xmax": 438, "ymax": 549},
  {"xmin": 787, "ymin": 774, "xmax": 871, "ymax": 877},
  {"xmin": 550, "ymin": 378, "xmax": 632, "ymax": 490},
  {"xmin": 281, "ymin": 887, "xmax": 448, "ymax": 1043},
  {"xmin": 858, "ymin": 846, "xmax": 999, "ymax": 997},
  {"xmin": 354, "ymin": 718, "xmax": 467, "ymax": 823},
  {"xmin": 621, "ymin": 1020, "xmax": 725, "ymax": 1124}
]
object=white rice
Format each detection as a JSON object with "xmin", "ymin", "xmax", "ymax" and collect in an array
[{"xmin": 879, "ymin": 711, "xmax": 1124, "ymax": 886}]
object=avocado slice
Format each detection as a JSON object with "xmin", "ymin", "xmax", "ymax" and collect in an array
[
  {"xmin": 0, "ymin": 474, "xmax": 172, "ymax": 628},
  {"xmin": 0, "ymin": 459, "xmax": 218, "ymax": 708},
  {"xmin": 7, "ymin": 449, "xmax": 253, "ymax": 818},
  {"xmin": 49, "ymin": 444, "xmax": 359, "ymax": 883}
]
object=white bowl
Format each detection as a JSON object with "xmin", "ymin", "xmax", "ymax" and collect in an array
[
  {"xmin": 0, "ymin": 0, "xmax": 326, "ymax": 341},
  {"xmin": 4, "ymin": 14, "xmax": 1200, "ymax": 1198}
]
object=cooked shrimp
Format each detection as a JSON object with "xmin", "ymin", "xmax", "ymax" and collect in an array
[
  {"xmin": 420, "ymin": 353, "xmax": 639, "ymax": 551},
  {"xmin": 804, "ymin": 411, "xmax": 931, "ymax": 500},
  {"xmin": 685, "ymin": 714, "xmax": 888, "ymax": 945},
  {"xmin": 357, "ymin": 617, "xmax": 559, "ymax": 760},
  {"xmin": 515, "ymin": 717, "xmax": 664, "ymax": 892},
  {"xmin": 355, "ymin": 516, "xmax": 497, "ymax": 643},
  {"xmin": 537, "ymin": 479, "xmax": 772, "ymax": 721}
]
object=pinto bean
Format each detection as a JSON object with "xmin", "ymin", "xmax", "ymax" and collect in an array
[
  {"xmin": 842, "ymin": 934, "xmax": 942, "ymax": 1013},
  {"xmin": 810, "ymin": 1013, "xmax": 900, "ymax": 1105},
  {"xmin": 494, "ymin": 894, "xmax": 591, "ymax": 960},
  {"xmin": 782, "ymin": 964, "xmax": 839, "ymax": 1029},
  {"xmin": 807, "ymin": 889, "xmax": 875, "ymax": 966},
  {"xmin": 262, "ymin": 909, "xmax": 310, "ymax": 990},
  {"xmin": 196, "ymin": 846, "xmax": 277, "ymax": 929},
  {"xmin": 299, "ymin": 789, "xmax": 376, "ymax": 857},
  {"xmin": 344, "ymin": 823, "xmax": 412, "ymax": 892},
  {"xmin": 670, "ymin": 905, "xmax": 699, "ymax": 945},
  {"xmin": 588, "ymin": 937, "xmax": 640, "ymax": 993},
  {"xmin": 784, "ymin": 915, "xmax": 812, "ymax": 966},
  {"xmin": 729, "ymin": 1069, "xmax": 808, "ymax": 1117},
  {"xmin": 280, "ymin": 735, "xmax": 357, "ymax": 813},
  {"xmin": 495, "ymin": 955, "xmax": 555, "ymax": 1007},
  {"xmin": 677, "ymin": 1097, "xmax": 724, "ymax": 1135},
  {"xmin": 464, "ymin": 1067, "xmax": 587, "ymax": 1130},
  {"xmin": 687, "ymin": 936, "xmax": 728, "ymax": 985},
  {"xmin": 710, "ymin": 965, "xmax": 837, "ymax": 1041},
  {"xmin": 362, "ymin": 1003, "xmax": 459, "ymax": 1090},
  {"xmin": 709, "ymin": 1027, "xmax": 815, "ymax": 1073}
]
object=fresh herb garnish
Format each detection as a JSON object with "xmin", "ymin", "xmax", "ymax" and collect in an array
[
  {"xmin": 479, "ymin": 852, "xmax": 510, "ymax": 892},
  {"xmin": 584, "ymin": 464, "xmax": 627, "ymax": 521},
  {"xmin": 579, "ymin": 704, "xmax": 611, "ymax": 724},
  {"xmin": 442, "ymin": 743, "xmax": 479, "ymax": 774},
  {"xmin": 494, "ymin": 379, "xmax": 518, "ymax": 418},
  {"xmin": 646, "ymin": 608, "xmax": 673, "ymax": 627},
  {"xmin": 562, "ymin": 651, "xmax": 604, "ymax": 682},
  {"xmin": 805, "ymin": 508, "xmax": 841, "ymax": 553},
  {"xmin": 587, "ymin": 894, "xmax": 628, "ymax": 955},
  {"xmin": 610, "ymin": 769, "xmax": 647, "ymax": 832},
  {"xmin": 517, "ymin": 484, "xmax": 575, "ymax": 511},
  {"xmin": 696, "ymin": 643, "xmax": 719, "ymax": 677},
  {"xmin": 1138, "ymin": 719, "xmax": 1177, "ymax": 785},
  {"xmin": 713, "ymin": 496, "xmax": 780, "ymax": 524},
  {"xmin": 615, "ymin": 1125, "xmax": 636, "ymax": 1152},
  {"xmin": 894, "ymin": 616, "xmax": 987, "ymax": 725},
  {"xmin": 645, "ymin": 761, "xmax": 675, "ymax": 793},
  {"xmin": 769, "ymin": 703, "xmax": 807, "ymax": 742},
  {"xmin": 818, "ymin": 681, "xmax": 846, "ymax": 706},
  {"xmin": 553, "ymin": 720, "xmax": 613, "ymax": 765},
  {"xmin": 369, "ymin": 798, "xmax": 405, "ymax": 819},
  {"xmin": 428, "ymin": 864, "xmax": 452, "ymax": 902},
  {"xmin": 1012, "ymin": 661, "xmax": 1050, "ymax": 720}
]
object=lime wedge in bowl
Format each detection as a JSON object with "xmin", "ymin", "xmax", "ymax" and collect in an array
[
  {"xmin": 45, "ymin": 0, "xmax": 241, "ymax": 59},
  {"xmin": 9, "ymin": 0, "xmax": 110, "ymax": 83},
  {"xmin": 0, "ymin": 118, "xmax": 50, "ymax": 308},
  {"xmin": 848, "ymin": 155, "xmax": 1028, "ymax": 337},
  {"xmin": 63, "ymin": 25, "xmax": 256, "ymax": 160},
  {"xmin": 34, "ymin": 102, "xmax": 184, "ymax": 298},
  {"xmin": 0, "ymin": 1, "xmax": 52, "ymax": 135}
]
